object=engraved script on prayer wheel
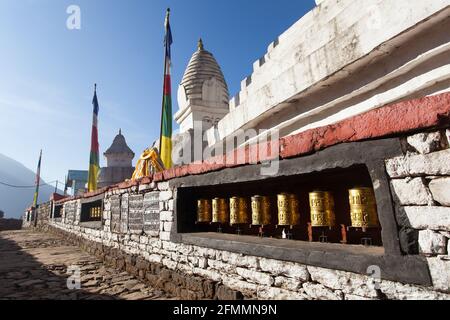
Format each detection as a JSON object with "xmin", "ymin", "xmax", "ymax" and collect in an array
[
  {"xmin": 197, "ymin": 199, "xmax": 212, "ymax": 223},
  {"xmin": 289, "ymin": 194, "xmax": 301, "ymax": 226},
  {"xmin": 309, "ymin": 191, "xmax": 336, "ymax": 227},
  {"xmin": 230, "ymin": 197, "xmax": 250, "ymax": 225},
  {"xmin": 349, "ymin": 188, "xmax": 379, "ymax": 228},
  {"xmin": 251, "ymin": 196, "xmax": 271, "ymax": 226},
  {"xmin": 212, "ymin": 198, "xmax": 229, "ymax": 224},
  {"xmin": 277, "ymin": 194, "xmax": 300, "ymax": 226}
]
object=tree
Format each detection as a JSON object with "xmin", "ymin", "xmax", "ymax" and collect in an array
[{"xmin": 0, "ymin": 210, "xmax": 4, "ymax": 219}]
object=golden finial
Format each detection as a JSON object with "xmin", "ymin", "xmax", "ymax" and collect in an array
[{"xmin": 198, "ymin": 38, "xmax": 204, "ymax": 51}]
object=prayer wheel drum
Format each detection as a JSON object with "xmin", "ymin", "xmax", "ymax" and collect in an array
[
  {"xmin": 197, "ymin": 199, "xmax": 212, "ymax": 224},
  {"xmin": 251, "ymin": 196, "xmax": 271, "ymax": 226},
  {"xmin": 230, "ymin": 197, "xmax": 250, "ymax": 226},
  {"xmin": 212, "ymin": 198, "xmax": 229, "ymax": 224},
  {"xmin": 309, "ymin": 191, "xmax": 336, "ymax": 227},
  {"xmin": 277, "ymin": 193, "xmax": 301, "ymax": 226},
  {"xmin": 349, "ymin": 188, "xmax": 379, "ymax": 228}
]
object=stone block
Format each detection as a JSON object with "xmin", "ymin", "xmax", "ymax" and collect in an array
[
  {"xmin": 159, "ymin": 190, "xmax": 173, "ymax": 201},
  {"xmin": 193, "ymin": 268, "xmax": 222, "ymax": 282},
  {"xmin": 163, "ymin": 222, "xmax": 173, "ymax": 232},
  {"xmin": 302, "ymin": 283, "xmax": 343, "ymax": 300},
  {"xmin": 198, "ymin": 257, "xmax": 208, "ymax": 269},
  {"xmin": 257, "ymin": 287, "xmax": 307, "ymax": 300},
  {"xmin": 160, "ymin": 231, "xmax": 171, "ymax": 241},
  {"xmin": 307, "ymin": 266, "xmax": 378, "ymax": 298},
  {"xmin": 386, "ymin": 149, "xmax": 450, "ymax": 178},
  {"xmin": 396, "ymin": 206, "xmax": 450, "ymax": 231},
  {"xmin": 390, "ymin": 178, "xmax": 433, "ymax": 206},
  {"xmin": 429, "ymin": 178, "xmax": 450, "ymax": 206},
  {"xmin": 160, "ymin": 211, "xmax": 174, "ymax": 222},
  {"xmin": 207, "ymin": 259, "xmax": 236, "ymax": 274},
  {"xmin": 168, "ymin": 200, "xmax": 174, "ymax": 211},
  {"xmin": 236, "ymin": 267, "xmax": 274, "ymax": 286},
  {"xmin": 419, "ymin": 230, "xmax": 448, "ymax": 255},
  {"xmin": 259, "ymin": 258, "xmax": 310, "ymax": 282},
  {"xmin": 407, "ymin": 132, "xmax": 443, "ymax": 155},
  {"xmin": 274, "ymin": 276, "xmax": 302, "ymax": 291},
  {"xmin": 157, "ymin": 182, "xmax": 170, "ymax": 191}
]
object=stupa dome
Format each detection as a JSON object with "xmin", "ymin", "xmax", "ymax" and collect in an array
[{"xmin": 177, "ymin": 39, "xmax": 229, "ymax": 110}]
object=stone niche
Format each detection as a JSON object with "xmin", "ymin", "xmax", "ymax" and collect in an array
[
  {"xmin": 79, "ymin": 196, "xmax": 103, "ymax": 227},
  {"xmin": 177, "ymin": 165, "xmax": 382, "ymax": 246},
  {"xmin": 170, "ymin": 138, "xmax": 432, "ymax": 286},
  {"xmin": 52, "ymin": 203, "xmax": 62, "ymax": 219}
]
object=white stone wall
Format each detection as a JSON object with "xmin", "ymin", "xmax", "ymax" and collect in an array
[
  {"xmin": 206, "ymin": 0, "xmax": 450, "ymax": 148},
  {"xmin": 49, "ymin": 173, "xmax": 450, "ymax": 300},
  {"xmin": 386, "ymin": 130, "xmax": 450, "ymax": 293}
]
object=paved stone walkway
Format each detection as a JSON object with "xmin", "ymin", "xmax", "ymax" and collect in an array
[{"xmin": 0, "ymin": 230, "xmax": 174, "ymax": 300}]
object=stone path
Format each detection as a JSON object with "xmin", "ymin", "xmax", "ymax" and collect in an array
[{"xmin": 0, "ymin": 230, "xmax": 175, "ymax": 300}]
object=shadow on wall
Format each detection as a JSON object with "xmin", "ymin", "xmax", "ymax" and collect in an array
[{"xmin": 0, "ymin": 232, "xmax": 118, "ymax": 300}]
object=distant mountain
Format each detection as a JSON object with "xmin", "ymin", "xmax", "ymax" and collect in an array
[{"xmin": 0, "ymin": 153, "xmax": 59, "ymax": 219}]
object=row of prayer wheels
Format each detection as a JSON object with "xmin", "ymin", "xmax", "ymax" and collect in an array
[{"xmin": 197, "ymin": 188, "xmax": 379, "ymax": 229}]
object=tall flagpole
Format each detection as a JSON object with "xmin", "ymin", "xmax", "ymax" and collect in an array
[
  {"xmin": 88, "ymin": 84, "xmax": 100, "ymax": 192},
  {"xmin": 158, "ymin": 7, "xmax": 173, "ymax": 170},
  {"xmin": 159, "ymin": 8, "xmax": 170, "ymax": 156}
]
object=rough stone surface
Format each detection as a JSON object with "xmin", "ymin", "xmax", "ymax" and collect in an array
[
  {"xmin": 236, "ymin": 268, "xmax": 274, "ymax": 286},
  {"xmin": 418, "ymin": 230, "xmax": 448, "ymax": 255},
  {"xmin": 0, "ymin": 231, "xmax": 172, "ymax": 300},
  {"xmin": 390, "ymin": 178, "xmax": 434, "ymax": 206},
  {"xmin": 302, "ymin": 283, "xmax": 343, "ymax": 300},
  {"xmin": 407, "ymin": 132, "xmax": 443, "ymax": 155},
  {"xmin": 257, "ymin": 287, "xmax": 307, "ymax": 300},
  {"xmin": 429, "ymin": 178, "xmax": 450, "ymax": 206},
  {"xmin": 259, "ymin": 258, "xmax": 310, "ymax": 282},
  {"xmin": 307, "ymin": 266, "xmax": 378, "ymax": 298},
  {"xmin": 379, "ymin": 279, "xmax": 450, "ymax": 299},
  {"xmin": 396, "ymin": 206, "xmax": 450, "ymax": 231},
  {"xmin": 398, "ymin": 227, "xmax": 419, "ymax": 255},
  {"xmin": 386, "ymin": 149, "xmax": 450, "ymax": 178},
  {"xmin": 424, "ymin": 257, "xmax": 450, "ymax": 293}
]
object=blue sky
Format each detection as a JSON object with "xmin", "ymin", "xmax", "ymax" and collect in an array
[{"xmin": 0, "ymin": 0, "xmax": 315, "ymax": 185}]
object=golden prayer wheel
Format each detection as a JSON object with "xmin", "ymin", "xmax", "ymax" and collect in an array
[
  {"xmin": 230, "ymin": 197, "xmax": 250, "ymax": 225},
  {"xmin": 277, "ymin": 193, "xmax": 301, "ymax": 226},
  {"xmin": 251, "ymin": 196, "xmax": 271, "ymax": 226},
  {"xmin": 212, "ymin": 198, "xmax": 229, "ymax": 224},
  {"xmin": 309, "ymin": 191, "xmax": 336, "ymax": 227},
  {"xmin": 349, "ymin": 188, "xmax": 379, "ymax": 228},
  {"xmin": 197, "ymin": 199, "xmax": 212, "ymax": 223}
]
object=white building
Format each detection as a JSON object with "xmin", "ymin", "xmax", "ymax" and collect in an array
[{"xmin": 98, "ymin": 130, "xmax": 135, "ymax": 188}]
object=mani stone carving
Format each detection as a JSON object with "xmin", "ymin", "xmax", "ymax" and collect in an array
[
  {"xmin": 143, "ymin": 192, "xmax": 160, "ymax": 236},
  {"xmin": 128, "ymin": 194, "xmax": 144, "ymax": 235},
  {"xmin": 110, "ymin": 195, "xmax": 121, "ymax": 234},
  {"xmin": 121, "ymin": 193, "xmax": 129, "ymax": 234}
]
